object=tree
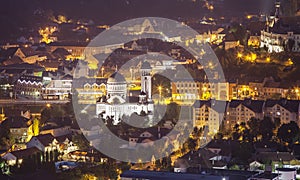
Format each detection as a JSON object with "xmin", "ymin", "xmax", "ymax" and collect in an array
[
  {"xmin": 187, "ymin": 138, "xmax": 197, "ymax": 151},
  {"xmin": 0, "ymin": 123, "xmax": 15, "ymax": 149},
  {"xmin": 247, "ymin": 117, "xmax": 260, "ymax": 141},
  {"xmin": 259, "ymin": 117, "xmax": 275, "ymax": 141},
  {"xmin": 41, "ymin": 107, "xmax": 52, "ymax": 125},
  {"xmin": 165, "ymin": 102, "xmax": 180, "ymax": 120},
  {"xmin": 277, "ymin": 121, "xmax": 299, "ymax": 144},
  {"xmin": 285, "ymin": 39, "xmax": 295, "ymax": 52},
  {"xmin": 72, "ymin": 134, "xmax": 90, "ymax": 150}
]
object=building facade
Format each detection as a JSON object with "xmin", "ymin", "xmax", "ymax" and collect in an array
[{"xmin": 96, "ymin": 61, "xmax": 154, "ymax": 125}]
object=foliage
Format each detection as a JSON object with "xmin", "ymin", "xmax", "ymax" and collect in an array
[
  {"xmin": 72, "ymin": 134, "xmax": 90, "ymax": 150},
  {"xmin": 277, "ymin": 121, "xmax": 299, "ymax": 144},
  {"xmin": 0, "ymin": 123, "xmax": 15, "ymax": 149},
  {"xmin": 259, "ymin": 117, "xmax": 275, "ymax": 141}
]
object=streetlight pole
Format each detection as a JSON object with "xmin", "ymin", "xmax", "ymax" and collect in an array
[{"xmin": 101, "ymin": 67, "xmax": 104, "ymax": 77}]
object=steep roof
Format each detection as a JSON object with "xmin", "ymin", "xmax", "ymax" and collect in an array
[
  {"xmin": 242, "ymin": 100, "xmax": 264, "ymax": 113},
  {"xmin": 2, "ymin": 116, "xmax": 30, "ymax": 129},
  {"xmin": 10, "ymin": 147, "xmax": 41, "ymax": 159},
  {"xmin": 193, "ymin": 100, "xmax": 227, "ymax": 113},
  {"xmin": 141, "ymin": 61, "xmax": 152, "ymax": 69},
  {"xmin": 32, "ymin": 133, "xmax": 55, "ymax": 146},
  {"xmin": 265, "ymin": 99, "xmax": 300, "ymax": 113},
  {"xmin": 256, "ymin": 151, "xmax": 296, "ymax": 162},
  {"xmin": 0, "ymin": 47, "xmax": 18, "ymax": 59},
  {"xmin": 107, "ymin": 72, "xmax": 126, "ymax": 83},
  {"xmin": 229, "ymin": 99, "xmax": 264, "ymax": 113},
  {"xmin": 72, "ymin": 77, "xmax": 107, "ymax": 88}
]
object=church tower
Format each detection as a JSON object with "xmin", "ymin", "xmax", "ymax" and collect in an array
[{"xmin": 140, "ymin": 61, "xmax": 152, "ymax": 101}]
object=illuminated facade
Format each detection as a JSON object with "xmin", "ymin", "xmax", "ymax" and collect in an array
[
  {"xmin": 42, "ymin": 79, "xmax": 72, "ymax": 100},
  {"xmin": 264, "ymin": 99, "xmax": 300, "ymax": 126},
  {"xmin": 14, "ymin": 75, "xmax": 43, "ymax": 98},
  {"xmin": 96, "ymin": 61, "xmax": 154, "ymax": 125},
  {"xmin": 192, "ymin": 100, "xmax": 227, "ymax": 136},
  {"xmin": 172, "ymin": 80, "xmax": 231, "ymax": 103},
  {"xmin": 225, "ymin": 99, "xmax": 264, "ymax": 126}
]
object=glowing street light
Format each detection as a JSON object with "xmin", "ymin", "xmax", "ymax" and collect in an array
[
  {"xmin": 295, "ymin": 88, "xmax": 299, "ymax": 100},
  {"xmin": 237, "ymin": 53, "xmax": 242, "ymax": 59},
  {"xmin": 288, "ymin": 58, "xmax": 293, "ymax": 66},
  {"xmin": 158, "ymin": 86, "xmax": 162, "ymax": 98},
  {"xmin": 101, "ymin": 67, "xmax": 105, "ymax": 77}
]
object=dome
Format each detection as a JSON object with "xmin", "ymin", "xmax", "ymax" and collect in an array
[
  {"xmin": 141, "ymin": 61, "xmax": 152, "ymax": 69},
  {"xmin": 107, "ymin": 72, "xmax": 126, "ymax": 83}
]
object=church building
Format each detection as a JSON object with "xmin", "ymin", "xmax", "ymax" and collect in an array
[{"xmin": 96, "ymin": 61, "xmax": 154, "ymax": 125}]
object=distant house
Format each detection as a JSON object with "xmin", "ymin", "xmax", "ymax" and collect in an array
[
  {"xmin": 180, "ymin": 147, "xmax": 228, "ymax": 169},
  {"xmin": 2, "ymin": 147, "xmax": 41, "ymax": 166},
  {"xmin": 205, "ymin": 140, "xmax": 234, "ymax": 169},
  {"xmin": 249, "ymin": 160, "xmax": 264, "ymax": 171},
  {"xmin": 224, "ymin": 40, "xmax": 240, "ymax": 50},
  {"xmin": 254, "ymin": 151, "xmax": 298, "ymax": 170},
  {"xmin": 1, "ymin": 116, "xmax": 31, "ymax": 143},
  {"xmin": 40, "ymin": 125, "xmax": 73, "ymax": 137},
  {"xmin": 55, "ymin": 134, "xmax": 78, "ymax": 154},
  {"xmin": 26, "ymin": 134, "xmax": 58, "ymax": 152},
  {"xmin": 68, "ymin": 148, "xmax": 108, "ymax": 163},
  {"xmin": 123, "ymin": 127, "xmax": 178, "ymax": 150},
  {"xmin": 248, "ymin": 36, "xmax": 260, "ymax": 48},
  {"xmin": 0, "ymin": 47, "xmax": 24, "ymax": 65}
]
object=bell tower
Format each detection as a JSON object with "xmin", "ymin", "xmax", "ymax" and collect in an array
[{"xmin": 140, "ymin": 61, "xmax": 152, "ymax": 101}]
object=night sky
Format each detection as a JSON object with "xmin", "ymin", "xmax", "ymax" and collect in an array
[{"xmin": 0, "ymin": 0, "xmax": 277, "ymax": 41}]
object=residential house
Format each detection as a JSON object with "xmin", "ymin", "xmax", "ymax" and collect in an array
[
  {"xmin": 1, "ymin": 115, "xmax": 31, "ymax": 144},
  {"xmin": 254, "ymin": 151, "xmax": 298, "ymax": 171},
  {"xmin": 192, "ymin": 100, "xmax": 227, "ymax": 135},
  {"xmin": 264, "ymin": 99, "xmax": 300, "ymax": 125},
  {"xmin": 226, "ymin": 99, "xmax": 265, "ymax": 126},
  {"xmin": 55, "ymin": 134, "xmax": 78, "ymax": 154},
  {"xmin": 248, "ymin": 35, "xmax": 260, "ymax": 48},
  {"xmin": 2, "ymin": 147, "xmax": 41, "ymax": 166},
  {"xmin": 26, "ymin": 134, "xmax": 59, "ymax": 152},
  {"xmin": 40, "ymin": 125, "xmax": 73, "ymax": 137}
]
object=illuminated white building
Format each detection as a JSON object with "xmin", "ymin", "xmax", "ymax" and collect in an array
[
  {"xmin": 260, "ymin": 1, "xmax": 300, "ymax": 53},
  {"xmin": 96, "ymin": 61, "xmax": 154, "ymax": 125}
]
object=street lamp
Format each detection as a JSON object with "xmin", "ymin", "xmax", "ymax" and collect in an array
[
  {"xmin": 295, "ymin": 88, "xmax": 299, "ymax": 100},
  {"xmin": 237, "ymin": 53, "xmax": 242, "ymax": 59},
  {"xmin": 101, "ymin": 67, "xmax": 105, "ymax": 77},
  {"xmin": 158, "ymin": 86, "xmax": 162, "ymax": 103}
]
